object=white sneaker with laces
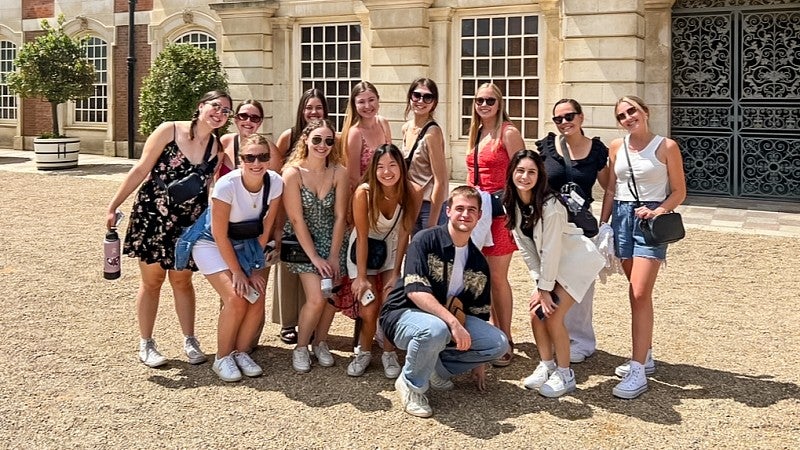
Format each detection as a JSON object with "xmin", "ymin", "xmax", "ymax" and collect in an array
[
  {"xmin": 523, "ymin": 361, "xmax": 554, "ymax": 390},
  {"xmin": 183, "ymin": 335, "xmax": 207, "ymax": 365},
  {"xmin": 615, "ymin": 349, "xmax": 656, "ymax": 377},
  {"xmin": 613, "ymin": 361, "xmax": 648, "ymax": 399},
  {"xmin": 347, "ymin": 350, "xmax": 372, "ymax": 377},
  {"xmin": 429, "ymin": 370, "xmax": 454, "ymax": 391},
  {"xmin": 381, "ymin": 351, "xmax": 401, "ymax": 379},
  {"xmin": 212, "ymin": 352, "xmax": 242, "ymax": 382},
  {"xmin": 394, "ymin": 375, "xmax": 432, "ymax": 418},
  {"xmin": 539, "ymin": 368, "xmax": 576, "ymax": 398},
  {"xmin": 233, "ymin": 351, "xmax": 263, "ymax": 377},
  {"xmin": 139, "ymin": 338, "xmax": 167, "ymax": 368},
  {"xmin": 292, "ymin": 347, "xmax": 312, "ymax": 373},
  {"xmin": 312, "ymin": 341, "xmax": 335, "ymax": 367}
]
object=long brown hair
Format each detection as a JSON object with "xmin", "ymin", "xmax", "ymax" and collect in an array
[
  {"xmin": 361, "ymin": 144, "xmax": 413, "ymax": 231},
  {"xmin": 191, "ymin": 90, "xmax": 232, "ymax": 140},
  {"xmin": 503, "ymin": 149, "xmax": 555, "ymax": 234}
]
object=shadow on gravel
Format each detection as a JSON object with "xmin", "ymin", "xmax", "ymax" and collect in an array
[
  {"xmin": 47, "ymin": 163, "xmax": 133, "ymax": 176},
  {"xmin": 0, "ymin": 156, "xmax": 29, "ymax": 165},
  {"xmin": 146, "ymin": 342, "xmax": 800, "ymax": 438}
]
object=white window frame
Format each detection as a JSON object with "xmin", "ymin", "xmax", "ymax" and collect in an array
[
  {"xmin": 0, "ymin": 40, "xmax": 17, "ymax": 121},
  {"xmin": 175, "ymin": 31, "xmax": 217, "ymax": 52},
  {"xmin": 298, "ymin": 22, "xmax": 362, "ymax": 131},
  {"xmin": 74, "ymin": 36, "xmax": 108, "ymax": 124}
]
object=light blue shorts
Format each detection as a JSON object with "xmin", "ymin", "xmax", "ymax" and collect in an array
[{"xmin": 612, "ymin": 200, "xmax": 668, "ymax": 260}]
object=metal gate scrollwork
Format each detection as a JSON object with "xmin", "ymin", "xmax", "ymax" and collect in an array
[{"xmin": 672, "ymin": 1, "xmax": 800, "ymax": 201}]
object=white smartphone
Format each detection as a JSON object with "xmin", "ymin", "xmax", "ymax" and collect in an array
[
  {"xmin": 244, "ymin": 285, "xmax": 260, "ymax": 304},
  {"xmin": 360, "ymin": 289, "xmax": 375, "ymax": 306}
]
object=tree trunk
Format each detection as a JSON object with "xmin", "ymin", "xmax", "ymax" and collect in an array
[{"xmin": 50, "ymin": 102, "xmax": 59, "ymax": 137}]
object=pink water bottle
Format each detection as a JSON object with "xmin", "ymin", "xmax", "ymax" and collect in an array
[{"xmin": 104, "ymin": 227, "xmax": 121, "ymax": 280}]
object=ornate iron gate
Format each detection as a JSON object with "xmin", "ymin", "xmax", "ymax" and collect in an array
[{"xmin": 671, "ymin": 0, "xmax": 800, "ymax": 201}]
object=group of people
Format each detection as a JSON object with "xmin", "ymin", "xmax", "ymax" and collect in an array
[{"xmin": 105, "ymin": 78, "xmax": 686, "ymax": 417}]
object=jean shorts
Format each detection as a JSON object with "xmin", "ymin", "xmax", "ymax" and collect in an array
[{"xmin": 612, "ymin": 200, "xmax": 668, "ymax": 260}]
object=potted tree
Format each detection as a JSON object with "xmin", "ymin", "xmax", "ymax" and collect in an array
[{"xmin": 7, "ymin": 14, "xmax": 95, "ymax": 170}]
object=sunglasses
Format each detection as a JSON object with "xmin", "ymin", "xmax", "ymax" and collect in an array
[
  {"xmin": 240, "ymin": 153, "xmax": 269, "ymax": 163},
  {"xmin": 311, "ymin": 136, "xmax": 335, "ymax": 147},
  {"xmin": 235, "ymin": 113, "xmax": 262, "ymax": 124},
  {"xmin": 552, "ymin": 112, "xmax": 579, "ymax": 125},
  {"xmin": 411, "ymin": 91, "xmax": 435, "ymax": 104},
  {"xmin": 206, "ymin": 102, "xmax": 233, "ymax": 117},
  {"xmin": 616, "ymin": 106, "xmax": 638, "ymax": 122},
  {"xmin": 475, "ymin": 97, "xmax": 497, "ymax": 107}
]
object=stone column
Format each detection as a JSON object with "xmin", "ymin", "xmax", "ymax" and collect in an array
[
  {"xmin": 359, "ymin": 0, "xmax": 435, "ymax": 140},
  {"xmin": 209, "ymin": 0, "xmax": 278, "ymax": 139},
  {"xmin": 429, "ymin": 7, "xmax": 454, "ymax": 176},
  {"xmin": 270, "ymin": 16, "xmax": 295, "ymax": 135},
  {"xmin": 540, "ymin": 0, "xmax": 564, "ymax": 136},
  {"xmin": 644, "ymin": 0, "xmax": 677, "ymax": 136}
]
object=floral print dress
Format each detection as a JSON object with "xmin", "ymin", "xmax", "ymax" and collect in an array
[
  {"xmin": 123, "ymin": 141, "xmax": 214, "ymax": 270},
  {"xmin": 283, "ymin": 184, "xmax": 347, "ymax": 275}
]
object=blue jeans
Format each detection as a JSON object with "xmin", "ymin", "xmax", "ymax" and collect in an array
[
  {"xmin": 392, "ymin": 310, "xmax": 508, "ymax": 393},
  {"xmin": 412, "ymin": 201, "xmax": 447, "ymax": 236},
  {"xmin": 612, "ymin": 200, "xmax": 668, "ymax": 260}
]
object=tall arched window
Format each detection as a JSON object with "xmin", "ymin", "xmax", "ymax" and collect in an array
[
  {"xmin": 175, "ymin": 32, "xmax": 217, "ymax": 51},
  {"xmin": 75, "ymin": 36, "xmax": 108, "ymax": 123},
  {"xmin": 0, "ymin": 40, "xmax": 17, "ymax": 120}
]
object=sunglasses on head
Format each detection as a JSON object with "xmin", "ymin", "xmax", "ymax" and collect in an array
[
  {"xmin": 206, "ymin": 102, "xmax": 233, "ymax": 117},
  {"xmin": 552, "ymin": 112, "xmax": 579, "ymax": 125},
  {"xmin": 616, "ymin": 106, "xmax": 638, "ymax": 122},
  {"xmin": 235, "ymin": 113, "xmax": 262, "ymax": 124},
  {"xmin": 411, "ymin": 91, "xmax": 435, "ymax": 104},
  {"xmin": 240, "ymin": 153, "xmax": 269, "ymax": 163},
  {"xmin": 311, "ymin": 136, "xmax": 335, "ymax": 147},
  {"xmin": 475, "ymin": 97, "xmax": 497, "ymax": 107}
]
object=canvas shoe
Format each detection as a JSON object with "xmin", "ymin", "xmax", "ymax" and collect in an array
[
  {"xmin": 539, "ymin": 368, "xmax": 577, "ymax": 398},
  {"xmin": 347, "ymin": 350, "xmax": 372, "ymax": 377},
  {"xmin": 381, "ymin": 351, "xmax": 401, "ymax": 379},
  {"xmin": 615, "ymin": 349, "xmax": 656, "ymax": 377},
  {"xmin": 394, "ymin": 375, "xmax": 433, "ymax": 418},
  {"xmin": 139, "ymin": 338, "xmax": 167, "ymax": 368},
  {"xmin": 212, "ymin": 352, "xmax": 242, "ymax": 382},
  {"xmin": 523, "ymin": 361, "xmax": 555, "ymax": 390},
  {"xmin": 233, "ymin": 351, "xmax": 263, "ymax": 377},
  {"xmin": 613, "ymin": 361, "xmax": 648, "ymax": 399},
  {"xmin": 292, "ymin": 347, "xmax": 312, "ymax": 373},
  {"xmin": 183, "ymin": 335, "xmax": 207, "ymax": 365},
  {"xmin": 429, "ymin": 370, "xmax": 454, "ymax": 391},
  {"xmin": 312, "ymin": 341, "xmax": 335, "ymax": 367}
]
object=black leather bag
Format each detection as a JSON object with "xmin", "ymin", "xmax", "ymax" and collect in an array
[
  {"xmin": 558, "ymin": 137, "xmax": 598, "ymax": 237},
  {"xmin": 639, "ymin": 212, "xmax": 685, "ymax": 245},
  {"xmin": 349, "ymin": 206, "xmax": 401, "ymax": 270},
  {"xmin": 280, "ymin": 235, "xmax": 312, "ymax": 264},
  {"xmin": 227, "ymin": 172, "xmax": 271, "ymax": 240},
  {"xmin": 159, "ymin": 135, "xmax": 218, "ymax": 204}
]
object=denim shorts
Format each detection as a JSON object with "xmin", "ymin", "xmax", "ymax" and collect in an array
[{"xmin": 612, "ymin": 200, "xmax": 668, "ymax": 260}]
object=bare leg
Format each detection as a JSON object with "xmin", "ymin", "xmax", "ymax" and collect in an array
[
  {"xmin": 168, "ymin": 268, "xmax": 196, "ymax": 337},
  {"xmin": 622, "ymin": 257, "xmax": 660, "ymax": 364},
  {"xmin": 296, "ymin": 273, "xmax": 327, "ymax": 347},
  {"xmin": 136, "ymin": 262, "xmax": 167, "ymax": 339},
  {"xmin": 486, "ymin": 253, "xmax": 514, "ymax": 345},
  {"xmin": 544, "ymin": 286, "xmax": 575, "ymax": 369},
  {"xmin": 205, "ymin": 270, "xmax": 248, "ymax": 356}
]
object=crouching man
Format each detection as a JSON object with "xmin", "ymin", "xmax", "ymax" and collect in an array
[{"xmin": 379, "ymin": 186, "xmax": 508, "ymax": 418}]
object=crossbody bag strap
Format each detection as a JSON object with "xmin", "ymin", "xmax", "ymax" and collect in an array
[
  {"xmin": 259, "ymin": 172, "xmax": 271, "ymax": 221},
  {"xmin": 405, "ymin": 121, "xmax": 438, "ymax": 166},
  {"xmin": 558, "ymin": 135, "xmax": 575, "ymax": 183},
  {"xmin": 381, "ymin": 206, "xmax": 402, "ymax": 241},
  {"xmin": 622, "ymin": 137, "xmax": 642, "ymax": 208},
  {"xmin": 472, "ymin": 128, "xmax": 482, "ymax": 188}
]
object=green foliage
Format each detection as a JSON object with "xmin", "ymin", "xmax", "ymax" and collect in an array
[
  {"xmin": 6, "ymin": 14, "xmax": 95, "ymax": 137},
  {"xmin": 138, "ymin": 44, "xmax": 229, "ymax": 135}
]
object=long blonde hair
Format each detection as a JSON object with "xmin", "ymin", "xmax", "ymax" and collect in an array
[
  {"xmin": 285, "ymin": 119, "xmax": 346, "ymax": 168},
  {"xmin": 340, "ymin": 81, "xmax": 380, "ymax": 161},
  {"xmin": 467, "ymin": 82, "xmax": 511, "ymax": 152}
]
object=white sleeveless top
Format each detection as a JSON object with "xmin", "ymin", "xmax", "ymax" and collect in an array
[{"xmin": 614, "ymin": 135, "xmax": 669, "ymax": 202}]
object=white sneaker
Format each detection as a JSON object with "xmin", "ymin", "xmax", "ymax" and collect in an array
[
  {"xmin": 212, "ymin": 352, "xmax": 242, "ymax": 382},
  {"xmin": 615, "ymin": 349, "xmax": 656, "ymax": 377},
  {"xmin": 429, "ymin": 370, "xmax": 454, "ymax": 391},
  {"xmin": 394, "ymin": 375, "xmax": 432, "ymax": 418},
  {"xmin": 312, "ymin": 341, "xmax": 335, "ymax": 367},
  {"xmin": 292, "ymin": 347, "xmax": 312, "ymax": 373},
  {"xmin": 347, "ymin": 350, "xmax": 372, "ymax": 377},
  {"xmin": 233, "ymin": 351, "xmax": 263, "ymax": 377},
  {"xmin": 523, "ymin": 361, "xmax": 554, "ymax": 390},
  {"xmin": 381, "ymin": 351, "xmax": 401, "ymax": 379},
  {"xmin": 139, "ymin": 338, "xmax": 167, "ymax": 368},
  {"xmin": 613, "ymin": 361, "xmax": 648, "ymax": 399},
  {"xmin": 183, "ymin": 336, "xmax": 207, "ymax": 365},
  {"xmin": 539, "ymin": 368, "xmax": 576, "ymax": 398}
]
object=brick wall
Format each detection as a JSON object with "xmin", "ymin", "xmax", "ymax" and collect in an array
[
  {"xmin": 19, "ymin": 30, "xmax": 52, "ymax": 137},
  {"xmin": 113, "ymin": 24, "xmax": 151, "ymax": 142},
  {"xmin": 22, "ymin": 0, "xmax": 53, "ymax": 20},
  {"xmin": 114, "ymin": 0, "xmax": 153, "ymax": 13}
]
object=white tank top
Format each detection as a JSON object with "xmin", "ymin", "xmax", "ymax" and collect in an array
[{"xmin": 614, "ymin": 135, "xmax": 669, "ymax": 202}]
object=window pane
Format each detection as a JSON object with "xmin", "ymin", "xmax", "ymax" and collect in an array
[
  {"xmin": 75, "ymin": 37, "xmax": 108, "ymax": 123},
  {"xmin": 462, "ymin": 19, "xmax": 474, "ymax": 37}
]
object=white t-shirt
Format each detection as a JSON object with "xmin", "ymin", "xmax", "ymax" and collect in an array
[
  {"xmin": 210, "ymin": 168, "xmax": 283, "ymax": 227},
  {"xmin": 447, "ymin": 244, "xmax": 469, "ymax": 298}
]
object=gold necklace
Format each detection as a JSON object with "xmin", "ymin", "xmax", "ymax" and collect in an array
[{"xmin": 246, "ymin": 189, "xmax": 260, "ymax": 208}]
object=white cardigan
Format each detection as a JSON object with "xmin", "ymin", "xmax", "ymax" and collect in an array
[{"xmin": 511, "ymin": 197, "xmax": 605, "ymax": 302}]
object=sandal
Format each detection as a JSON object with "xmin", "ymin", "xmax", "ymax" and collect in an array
[{"xmin": 279, "ymin": 326, "xmax": 298, "ymax": 345}]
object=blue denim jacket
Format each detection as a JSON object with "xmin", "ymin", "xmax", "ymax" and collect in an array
[{"xmin": 174, "ymin": 208, "xmax": 266, "ymax": 275}]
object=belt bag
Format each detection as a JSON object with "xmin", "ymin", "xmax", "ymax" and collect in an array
[
  {"xmin": 226, "ymin": 173, "xmax": 271, "ymax": 240},
  {"xmin": 557, "ymin": 137, "xmax": 598, "ymax": 237},
  {"xmin": 280, "ymin": 235, "xmax": 312, "ymax": 264},
  {"xmin": 489, "ymin": 190, "xmax": 505, "ymax": 217},
  {"xmin": 158, "ymin": 134, "xmax": 218, "ymax": 204},
  {"xmin": 639, "ymin": 212, "xmax": 685, "ymax": 245},
  {"xmin": 349, "ymin": 207, "xmax": 402, "ymax": 270}
]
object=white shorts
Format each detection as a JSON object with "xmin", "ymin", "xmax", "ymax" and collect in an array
[{"xmin": 192, "ymin": 240, "xmax": 229, "ymax": 275}]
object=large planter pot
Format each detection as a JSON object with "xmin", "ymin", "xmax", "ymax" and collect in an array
[{"xmin": 33, "ymin": 137, "xmax": 80, "ymax": 170}]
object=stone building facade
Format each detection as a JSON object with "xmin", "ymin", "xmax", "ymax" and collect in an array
[{"xmin": 1, "ymin": 0, "xmax": 797, "ymax": 200}]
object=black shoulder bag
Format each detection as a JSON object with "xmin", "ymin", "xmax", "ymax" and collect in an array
[
  {"xmin": 623, "ymin": 138, "xmax": 685, "ymax": 245},
  {"xmin": 405, "ymin": 121, "xmax": 438, "ymax": 168},
  {"xmin": 349, "ymin": 205, "xmax": 402, "ymax": 271},
  {"xmin": 227, "ymin": 173, "xmax": 272, "ymax": 240},
  {"xmin": 558, "ymin": 136, "xmax": 599, "ymax": 237},
  {"xmin": 472, "ymin": 128, "xmax": 505, "ymax": 217},
  {"xmin": 158, "ymin": 135, "xmax": 218, "ymax": 204}
]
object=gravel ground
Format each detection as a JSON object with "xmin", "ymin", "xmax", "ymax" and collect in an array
[{"xmin": 0, "ymin": 170, "xmax": 798, "ymax": 449}]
